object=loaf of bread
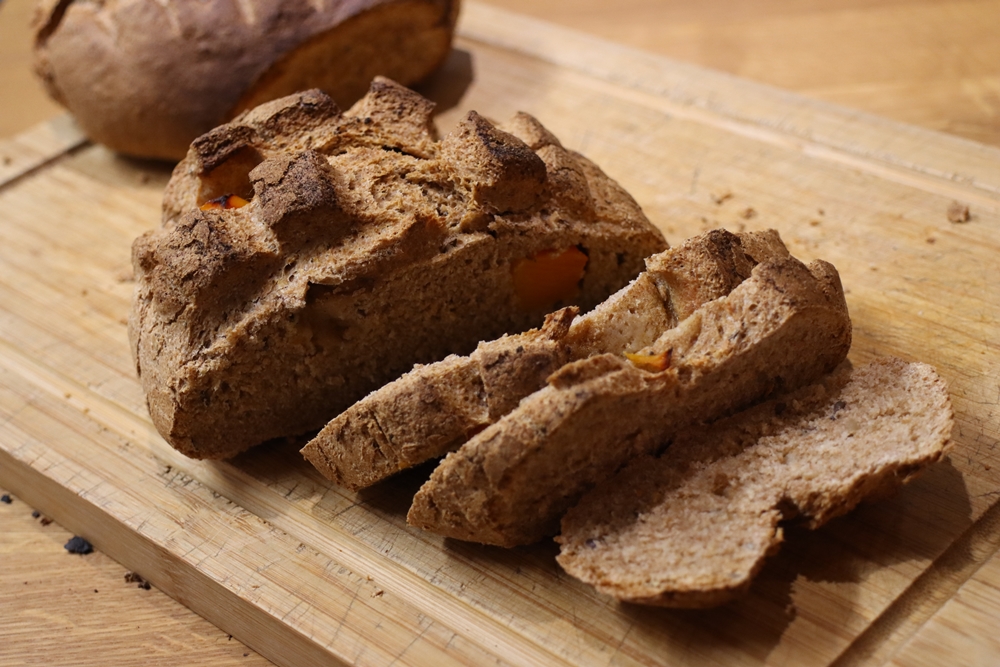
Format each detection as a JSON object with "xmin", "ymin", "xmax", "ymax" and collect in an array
[
  {"xmin": 407, "ymin": 253, "xmax": 852, "ymax": 546},
  {"xmin": 303, "ymin": 228, "xmax": 791, "ymax": 490},
  {"xmin": 129, "ymin": 79, "xmax": 668, "ymax": 459},
  {"xmin": 33, "ymin": 0, "xmax": 460, "ymax": 160},
  {"xmin": 556, "ymin": 357, "xmax": 953, "ymax": 607}
]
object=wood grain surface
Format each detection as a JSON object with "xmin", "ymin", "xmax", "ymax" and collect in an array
[
  {"xmin": 4, "ymin": 0, "xmax": 1000, "ymax": 147},
  {"xmin": 0, "ymin": 492, "xmax": 271, "ymax": 666},
  {"xmin": 1, "ymin": 1, "xmax": 999, "ymax": 666}
]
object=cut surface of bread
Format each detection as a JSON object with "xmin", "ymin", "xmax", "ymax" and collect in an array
[
  {"xmin": 33, "ymin": 0, "xmax": 460, "ymax": 159},
  {"xmin": 129, "ymin": 79, "xmax": 667, "ymax": 459},
  {"xmin": 407, "ymin": 254, "xmax": 853, "ymax": 547},
  {"xmin": 303, "ymin": 228, "xmax": 791, "ymax": 490},
  {"xmin": 556, "ymin": 358, "xmax": 954, "ymax": 608}
]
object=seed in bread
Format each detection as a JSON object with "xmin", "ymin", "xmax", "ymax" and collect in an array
[
  {"xmin": 33, "ymin": 0, "xmax": 461, "ymax": 160},
  {"xmin": 407, "ymin": 254, "xmax": 852, "ymax": 547},
  {"xmin": 129, "ymin": 79, "xmax": 668, "ymax": 459},
  {"xmin": 303, "ymin": 229, "xmax": 791, "ymax": 490},
  {"xmin": 556, "ymin": 358, "xmax": 953, "ymax": 608}
]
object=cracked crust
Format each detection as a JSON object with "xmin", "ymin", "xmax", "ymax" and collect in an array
[
  {"xmin": 129, "ymin": 80, "xmax": 667, "ymax": 459},
  {"xmin": 556, "ymin": 358, "xmax": 953, "ymax": 607},
  {"xmin": 32, "ymin": 0, "xmax": 460, "ymax": 159}
]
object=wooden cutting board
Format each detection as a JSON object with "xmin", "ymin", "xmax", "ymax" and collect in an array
[{"xmin": 1, "ymin": 4, "xmax": 998, "ymax": 666}]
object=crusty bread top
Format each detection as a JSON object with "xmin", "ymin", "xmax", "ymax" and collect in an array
[
  {"xmin": 33, "ymin": 0, "xmax": 459, "ymax": 159},
  {"xmin": 556, "ymin": 358, "xmax": 953, "ymax": 608},
  {"xmin": 130, "ymin": 79, "xmax": 667, "ymax": 458}
]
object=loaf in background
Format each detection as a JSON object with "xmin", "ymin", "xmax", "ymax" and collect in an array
[{"xmin": 33, "ymin": 0, "xmax": 461, "ymax": 159}]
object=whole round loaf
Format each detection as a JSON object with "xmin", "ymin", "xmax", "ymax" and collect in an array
[{"xmin": 32, "ymin": 0, "xmax": 460, "ymax": 160}]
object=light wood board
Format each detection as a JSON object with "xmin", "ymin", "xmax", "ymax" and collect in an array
[{"xmin": 1, "ymin": 4, "xmax": 998, "ymax": 666}]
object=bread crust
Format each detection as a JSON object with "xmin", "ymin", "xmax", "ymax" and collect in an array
[
  {"xmin": 33, "ymin": 0, "xmax": 460, "ymax": 159},
  {"xmin": 303, "ymin": 229, "xmax": 791, "ymax": 490},
  {"xmin": 407, "ymin": 255, "xmax": 853, "ymax": 547},
  {"xmin": 556, "ymin": 358, "xmax": 954, "ymax": 607},
  {"xmin": 129, "ymin": 81, "xmax": 667, "ymax": 459}
]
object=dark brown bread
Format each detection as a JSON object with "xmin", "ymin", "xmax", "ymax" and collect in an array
[
  {"xmin": 556, "ymin": 358, "xmax": 953, "ymax": 608},
  {"xmin": 33, "ymin": 0, "xmax": 460, "ymax": 160},
  {"xmin": 129, "ymin": 80, "xmax": 667, "ymax": 459},
  {"xmin": 303, "ymin": 229, "xmax": 791, "ymax": 490},
  {"xmin": 407, "ymin": 255, "xmax": 852, "ymax": 547}
]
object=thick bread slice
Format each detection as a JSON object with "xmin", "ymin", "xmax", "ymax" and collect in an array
[
  {"xmin": 34, "ymin": 0, "xmax": 460, "ymax": 160},
  {"xmin": 407, "ymin": 255, "xmax": 852, "ymax": 547},
  {"xmin": 129, "ymin": 79, "xmax": 667, "ymax": 459},
  {"xmin": 302, "ymin": 307, "xmax": 577, "ymax": 490},
  {"xmin": 303, "ymin": 229, "xmax": 790, "ymax": 489},
  {"xmin": 556, "ymin": 358, "xmax": 954, "ymax": 608}
]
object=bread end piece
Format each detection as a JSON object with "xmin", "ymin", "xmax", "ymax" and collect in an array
[{"xmin": 556, "ymin": 358, "xmax": 954, "ymax": 607}]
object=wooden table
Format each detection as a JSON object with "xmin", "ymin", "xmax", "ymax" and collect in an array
[{"xmin": 2, "ymin": 1, "xmax": 999, "ymax": 665}]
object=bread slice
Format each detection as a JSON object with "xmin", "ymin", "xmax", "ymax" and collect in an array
[
  {"xmin": 302, "ymin": 228, "xmax": 791, "ymax": 490},
  {"xmin": 129, "ymin": 79, "xmax": 667, "ymax": 459},
  {"xmin": 33, "ymin": 0, "xmax": 460, "ymax": 159},
  {"xmin": 556, "ymin": 358, "xmax": 953, "ymax": 608},
  {"xmin": 407, "ymin": 254, "xmax": 852, "ymax": 547}
]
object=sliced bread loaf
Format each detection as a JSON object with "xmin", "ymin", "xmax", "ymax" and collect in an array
[
  {"xmin": 556, "ymin": 357, "xmax": 953, "ymax": 607},
  {"xmin": 129, "ymin": 79, "xmax": 667, "ymax": 459},
  {"xmin": 407, "ymin": 254, "xmax": 853, "ymax": 546},
  {"xmin": 302, "ymin": 228, "xmax": 790, "ymax": 490}
]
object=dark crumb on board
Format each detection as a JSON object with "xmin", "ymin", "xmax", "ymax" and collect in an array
[
  {"xmin": 809, "ymin": 219, "xmax": 821, "ymax": 227},
  {"xmin": 64, "ymin": 536, "xmax": 94, "ymax": 555},
  {"xmin": 947, "ymin": 201, "xmax": 971, "ymax": 223},
  {"xmin": 125, "ymin": 571, "xmax": 152, "ymax": 589},
  {"xmin": 1, "ymin": 494, "xmax": 11, "ymax": 504},
  {"xmin": 32, "ymin": 510, "xmax": 40, "ymax": 518},
  {"xmin": 2, "ymin": 155, "xmax": 11, "ymax": 166},
  {"xmin": 741, "ymin": 207, "xmax": 757, "ymax": 219},
  {"xmin": 926, "ymin": 237, "xmax": 937, "ymax": 244},
  {"xmin": 711, "ymin": 191, "xmax": 733, "ymax": 205}
]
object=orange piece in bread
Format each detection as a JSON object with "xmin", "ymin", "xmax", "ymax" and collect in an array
[
  {"xmin": 199, "ymin": 195, "xmax": 250, "ymax": 211},
  {"xmin": 513, "ymin": 246, "xmax": 588, "ymax": 311}
]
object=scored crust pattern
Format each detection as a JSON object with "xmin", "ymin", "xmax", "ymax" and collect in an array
[{"xmin": 129, "ymin": 78, "xmax": 667, "ymax": 459}]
